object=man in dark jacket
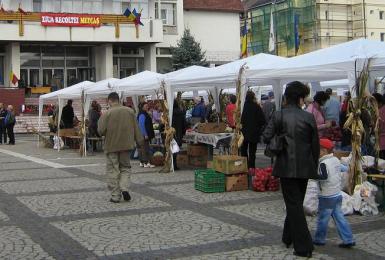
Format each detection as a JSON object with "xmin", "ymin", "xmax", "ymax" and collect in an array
[
  {"xmin": 5, "ymin": 105, "xmax": 16, "ymax": 145},
  {"xmin": 61, "ymin": 99, "xmax": 75, "ymax": 129},
  {"xmin": 241, "ymin": 91, "xmax": 266, "ymax": 168},
  {"xmin": 263, "ymin": 81, "xmax": 319, "ymax": 258},
  {"xmin": 0, "ymin": 103, "xmax": 7, "ymax": 144}
]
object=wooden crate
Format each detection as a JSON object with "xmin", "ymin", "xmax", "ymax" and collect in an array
[
  {"xmin": 213, "ymin": 155, "xmax": 248, "ymax": 175},
  {"xmin": 196, "ymin": 122, "xmax": 227, "ymax": 134},
  {"xmin": 176, "ymin": 151, "xmax": 189, "ymax": 167},
  {"xmin": 226, "ymin": 173, "xmax": 248, "ymax": 192},
  {"xmin": 189, "ymin": 155, "xmax": 207, "ymax": 168},
  {"xmin": 187, "ymin": 144, "xmax": 207, "ymax": 157}
]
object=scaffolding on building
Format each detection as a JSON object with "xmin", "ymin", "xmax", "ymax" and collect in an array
[{"xmin": 244, "ymin": 0, "xmax": 366, "ymax": 57}]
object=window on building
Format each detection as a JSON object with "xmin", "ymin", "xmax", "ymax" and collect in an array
[
  {"xmin": 53, "ymin": 0, "xmax": 61, "ymax": 13},
  {"xmin": 325, "ymin": 11, "xmax": 329, "ymax": 20},
  {"xmin": 380, "ymin": 11, "xmax": 384, "ymax": 20},
  {"xmin": 29, "ymin": 69, "xmax": 40, "ymax": 87},
  {"xmin": 62, "ymin": 0, "xmax": 73, "ymax": 13},
  {"xmin": 33, "ymin": 0, "xmax": 42, "ymax": 12},
  {"xmin": 370, "ymin": 10, "xmax": 374, "ymax": 14},
  {"xmin": 122, "ymin": 1, "xmax": 131, "ymax": 13},
  {"xmin": 381, "ymin": 33, "xmax": 385, "ymax": 42},
  {"xmin": 155, "ymin": 2, "xmax": 176, "ymax": 26}
]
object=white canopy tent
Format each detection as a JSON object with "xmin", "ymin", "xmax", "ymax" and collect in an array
[
  {"xmin": 245, "ymin": 39, "xmax": 385, "ymax": 103},
  {"xmin": 38, "ymin": 81, "xmax": 94, "ymax": 133}
]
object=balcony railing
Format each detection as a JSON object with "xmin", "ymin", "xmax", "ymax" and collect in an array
[{"xmin": 0, "ymin": 11, "xmax": 145, "ymax": 38}]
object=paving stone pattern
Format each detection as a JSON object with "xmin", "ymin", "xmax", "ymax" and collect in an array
[{"xmin": 0, "ymin": 138, "xmax": 384, "ymax": 259}]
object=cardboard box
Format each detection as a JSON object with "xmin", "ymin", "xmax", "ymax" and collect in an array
[
  {"xmin": 187, "ymin": 144, "xmax": 207, "ymax": 157},
  {"xmin": 213, "ymin": 155, "xmax": 248, "ymax": 175},
  {"xmin": 207, "ymin": 161, "xmax": 213, "ymax": 169},
  {"xmin": 176, "ymin": 151, "xmax": 189, "ymax": 167},
  {"xmin": 226, "ymin": 173, "xmax": 248, "ymax": 192},
  {"xmin": 58, "ymin": 128, "xmax": 78, "ymax": 137},
  {"xmin": 196, "ymin": 122, "xmax": 227, "ymax": 134},
  {"xmin": 189, "ymin": 155, "xmax": 207, "ymax": 168}
]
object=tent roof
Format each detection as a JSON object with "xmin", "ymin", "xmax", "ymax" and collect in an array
[
  {"xmin": 168, "ymin": 53, "xmax": 287, "ymax": 89},
  {"xmin": 39, "ymin": 81, "xmax": 94, "ymax": 101},
  {"xmin": 83, "ymin": 78, "xmax": 120, "ymax": 96},
  {"xmin": 246, "ymin": 39, "xmax": 385, "ymax": 82},
  {"xmin": 114, "ymin": 67, "xmax": 210, "ymax": 95},
  {"xmin": 113, "ymin": 71, "xmax": 164, "ymax": 95}
]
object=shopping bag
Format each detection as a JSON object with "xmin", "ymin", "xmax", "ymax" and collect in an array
[{"xmin": 171, "ymin": 139, "xmax": 180, "ymax": 154}]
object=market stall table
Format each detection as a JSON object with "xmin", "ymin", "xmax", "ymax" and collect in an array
[{"xmin": 183, "ymin": 131, "xmax": 234, "ymax": 160}]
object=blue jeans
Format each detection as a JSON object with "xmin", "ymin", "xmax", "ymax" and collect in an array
[{"xmin": 314, "ymin": 195, "xmax": 355, "ymax": 244}]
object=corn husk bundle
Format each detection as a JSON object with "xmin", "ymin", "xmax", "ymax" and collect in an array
[
  {"xmin": 344, "ymin": 60, "xmax": 379, "ymax": 194},
  {"xmin": 77, "ymin": 90, "xmax": 86, "ymax": 156},
  {"xmin": 230, "ymin": 65, "xmax": 246, "ymax": 155},
  {"xmin": 157, "ymin": 82, "xmax": 175, "ymax": 173},
  {"xmin": 31, "ymin": 126, "xmax": 53, "ymax": 148}
]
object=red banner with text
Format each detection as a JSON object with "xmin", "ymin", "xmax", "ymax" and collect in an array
[{"xmin": 41, "ymin": 13, "xmax": 101, "ymax": 27}]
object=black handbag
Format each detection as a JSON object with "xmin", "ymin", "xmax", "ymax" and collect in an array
[{"xmin": 264, "ymin": 111, "xmax": 285, "ymax": 158}]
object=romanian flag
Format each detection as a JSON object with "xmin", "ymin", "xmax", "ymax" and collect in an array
[
  {"xmin": 241, "ymin": 22, "xmax": 248, "ymax": 58},
  {"xmin": 10, "ymin": 72, "xmax": 18, "ymax": 86}
]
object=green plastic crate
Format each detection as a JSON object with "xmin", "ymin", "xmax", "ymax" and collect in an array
[{"xmin": 194, "ymin": 169, "xmax": 225, "ymax": 193}]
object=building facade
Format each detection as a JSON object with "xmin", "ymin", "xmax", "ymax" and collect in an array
[
  {"xmin": 0, "ymin": 0, "xmax": 242, "ymax": 95},
  {"xmin": 243, "ymin": 0, "xmax": 385, "ymax": 57}
]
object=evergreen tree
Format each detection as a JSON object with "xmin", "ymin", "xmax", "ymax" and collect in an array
[{"xmin": 171, "ymin": 29, "xmax": 207, "ymax": 70}]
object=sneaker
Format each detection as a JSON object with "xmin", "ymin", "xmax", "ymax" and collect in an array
[
  {"xmin": 144, "ymin": 163, "xmax": 155, "ymax": 168},
  {"xmin": 338, "ymin": 242, "xmax": 355, "ymax": 248},
  {"xmin": 139, "ymin": 162, "xmax": 144, "ymax": 167},
  {"xmin": 109, "ymin": 198, "xmax": 120, "ymax": 203},
  {"xmin": 122, "ymin": 191, "xmax": 131, "ymax": 201}
]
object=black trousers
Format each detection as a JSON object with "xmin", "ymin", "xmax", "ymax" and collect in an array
[
  {"xmin": 0, "ymin": 124, "xmax": 6, "ymax": 144},
  {"xmin": 241, "ymin": 140, "xmax": 257, "ymax": 168},
  {"xmin": 280, "ymin": 178, "xmax": 314, "ymax": 253},
  {"xmin": 6, "ymin": 124, "xmax": 15, "ymax": 144}
]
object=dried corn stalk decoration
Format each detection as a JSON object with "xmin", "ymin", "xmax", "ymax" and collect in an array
[
  {"xmin": 78, "ymin": 90, "xmax": 86, "ymax": 157},
  {"xmin": 219, "ymin": 89, "xmax": 226, "ymax": 122},
  {"xmin": 158, "ymin": 82, "xmax": 175, "ymax": 173},
  {"xmin": 230, "ymin": 65, "xmax": 246, "ymax": 155},
  {"xmin": 344, "ymin": 60, "xmax": 379, "ymax": 194}
]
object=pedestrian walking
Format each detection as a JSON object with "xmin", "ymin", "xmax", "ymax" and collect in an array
[
  {"xmin": 98, "ymin": 92, "xmax": 143, "ymax": 203},
  {"xmin": 137, "ymin": 102, "xmax": 155, "ymax": 168},
  {"xmin": 313, "ymin": 138, "xmax": 355, "ymax": 248},
  {"xmin": 5, "ymin": 105, "xmax": 16, "ymax": 145},
  {"xmin": 88, "ymin": 100, "xmax": 101, "ymax": 152},
  {"xmin": 241, "ymin": 91, "xmax": 266, "ymax": 168},
  {"xmin": 0, "ymin": 103, "xmax": 7, "ymax": 144},
  {"xmin": 263, "ymin": 81, "xmax": 319, "ymax": 258},
  {"xmin": 262, "ymin": 91, "xmax": 275, "ymax": 122}
]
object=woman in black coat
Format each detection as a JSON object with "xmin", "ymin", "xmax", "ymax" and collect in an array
[
  {"xmin": 241, "ymin": 91, "xmax": 266, "ymax": 168},
  {"xmin": 263, "ymin": 81, "xmax": 319, "ymax": 258},
  {"xmin": 172, "ymin": 99, "xmax": 186, "ymax": 170}
]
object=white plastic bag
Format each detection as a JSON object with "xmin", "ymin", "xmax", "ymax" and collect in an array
[
  {"xmin": 171, "ymin": 139, "xmax": 180, "ymax": 154},
  {"xmin": 341, "ymin": 191, "xmax": 354, "ymax": 215},
  {"xmin": 352, "ymin": 181, "xmax": 379, "ymax": 216},
  {"xmin": 53, "ymin": 136, "xmax": 64, "ymax": 150},
  {"xmin": 303, "ymin": 180, "xmax": 319, "ymax": 216}
]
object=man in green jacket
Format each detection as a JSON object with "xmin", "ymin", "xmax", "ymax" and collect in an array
[{"xmin": 98, "ymin": 92, "xmax": 143, "ymax": 203}]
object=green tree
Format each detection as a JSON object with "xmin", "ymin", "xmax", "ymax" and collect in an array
[{"xmin": 171, "ymin": 29, "xmax": 207, "ymax": 70}]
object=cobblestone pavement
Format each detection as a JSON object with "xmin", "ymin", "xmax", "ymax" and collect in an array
[{"xmin": 0, "ymin": 135, "xmax": 384, "ymax": 259}]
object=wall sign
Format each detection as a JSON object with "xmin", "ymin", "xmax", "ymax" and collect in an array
[{"xmin": 41, "ymin": 13, "xmax": 100, "ymax": 27}]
